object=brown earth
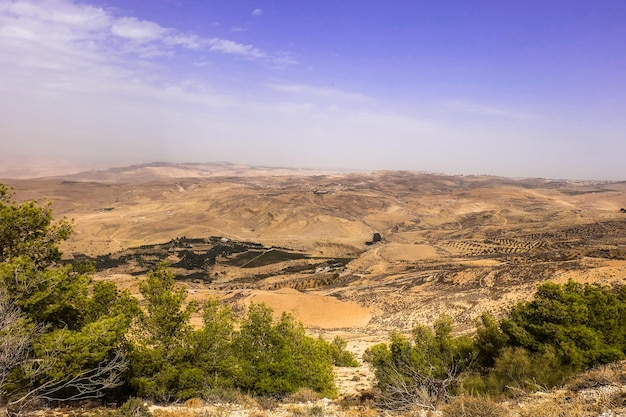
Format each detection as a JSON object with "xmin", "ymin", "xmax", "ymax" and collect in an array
[{"xmin": 4, "ymin": 163, "xmax": 626, "ymax": 400}]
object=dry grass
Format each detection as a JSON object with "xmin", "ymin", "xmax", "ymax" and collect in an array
[
  {"xmin": 307, "ymin": 404, "xmax": 325, "ymax": 416},
  {"xmin": 516, "ymin": 396, "xmax": 587, "ymax": 417},
  {"xmin": 509, "ymin": 386, "xmax": 626, "ymax": 417},
  {"xmin": 196, "ymin": 408, "xmax": 230, "ymax": 417},
  {"xmin": 152, "ymin": 410, "xmax": 195, "ymax": 417},
  {"xmin": 567, "ymin": 361, "xmax": 626, "ymax": 391},
  {"xmin": 182, "ymin": 398, "xmax": 204, "ymax": 409},
  {"xmin": 286, "ymin": 388, "xmax": 321, "ymax": 403},
  {"xmin": 337, "ymin": 390, "xmax": 377, "ymax": 410},
  {"xmin": 441, "ymin": 395, "xmax": 506, "ymax": 417},
  {"xmin": 255, "ymin": 397, "xmax": 278, "ymax": 411},
  {"xmin": 200, "ymin": 387, "xmax": 254, "ymax": 406},
  {"xmin": 606, "ymin": 390, "xmax": 626, "ymax": 410},
  {"xmin": 341, "ymin": 406, "xmax": 379, "ymax": 417},
  {"xmin": 286, "ymin": 404, "xmax": 308, "ymax": 416}
]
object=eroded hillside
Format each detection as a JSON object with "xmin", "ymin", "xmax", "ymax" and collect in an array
[{"xmin": 4, "ymin": 166, "xmax": 626, "ymax": 341}]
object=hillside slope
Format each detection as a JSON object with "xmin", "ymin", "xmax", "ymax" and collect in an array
[{"xmin": 4, "ymin": 166, "xmax": 626, "ymax": 339}]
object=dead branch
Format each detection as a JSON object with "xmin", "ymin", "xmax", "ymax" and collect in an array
[{"xmin": 7, "ymin": 350, "xmax": 127, "ymax": 416}]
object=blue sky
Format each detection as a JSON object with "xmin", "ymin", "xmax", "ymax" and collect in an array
[{"xmin": 1, "ymin": 0, "xmax": 625, "ymax": 179}]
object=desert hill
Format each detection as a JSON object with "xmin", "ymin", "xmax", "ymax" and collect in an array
[
  {"xmin": 3, "ymin": 163, "xmax": 626, "ymax": 343},
  {"xmin": 44, "ymin": 161, "xmax": 341, "ymax": 182}
]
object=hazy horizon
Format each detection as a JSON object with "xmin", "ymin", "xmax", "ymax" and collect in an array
[{"xmin": 1, "ymin": 1, "xmax": 625, "ymax": 181}]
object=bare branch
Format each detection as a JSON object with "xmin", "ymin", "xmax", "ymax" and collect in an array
[
  {"xmin": 0, "ymin": 291, "xmax": 39, "ymax": 398},
  {"xmin": 7, "ymin": 350, "xmax": 127, "ymax": 415},
  {"xmin": 373, "ymin": 355, "xmax": 465, "ymax": 411}
]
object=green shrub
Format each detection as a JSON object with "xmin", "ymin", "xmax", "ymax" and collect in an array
[
  {"xmin": 500, "ymin": 281, "xmax": 626, "ymax": 372},
  {"xmin": 102, "ymin": 398, "xmax": 151, "ymax": 417},
  {"xmin": 364, "ymin": 315, "xmax": 477, "ymax": 410},
  {"xmin": 469, "ymin": 281, "xmax": 626, "ymax": 396},
  {"xmin": 474, "ymin": 312, "xmax": 508, "ymax": 369},
  {"xmin": 369, "ymin": 281, "xmax": 626, "ymax": 406},
  {"xmin": 233, "ymin": 304, "xmax": 337, "ymax": 398},
  {"xmin": 328, "ymin": 336, "xmax": 359, "ymax": 367},
  {"xmin": 200, "ymin": 386, "xmax": 245, "ymax": 404},
  {"xmin": 130, "ymin": 279, "xmax": 337, "ymax": 401},
  {"xmin": 129, "ymin": 263, "xmax": 199, "ymax": 402},
  {"xmin": 477, "ymin": 346, "xmax": 571, "ymax": 395},
  {"xmin": 307, "ymin": 404, "xmax": 324, "ymax": 416},
  {"xmin": 0, "ymin": 186, "xmax": 133, "ymax": 407}
]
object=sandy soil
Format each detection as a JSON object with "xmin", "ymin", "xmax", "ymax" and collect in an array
[{"xmin": 242, "ymin": 288, "xmax": 375, "ymax": 328}]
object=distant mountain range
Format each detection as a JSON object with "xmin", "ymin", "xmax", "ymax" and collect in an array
[
  {"xmin": 3, "ymin": 161, "xmax": 622, "ymax": 185},
  {"xmin": 1, "ymin": 161, "xmax": 342, "ymax": 182}
]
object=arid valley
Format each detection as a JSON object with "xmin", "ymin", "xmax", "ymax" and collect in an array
[{"xmin": 3, "ymin": 162, "xmax": 626, "ymax": 415}]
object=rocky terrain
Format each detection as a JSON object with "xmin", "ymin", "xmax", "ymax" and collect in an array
[{"xmin": 3, "ymin": 163, "xmax": 626, "ymax": 406}]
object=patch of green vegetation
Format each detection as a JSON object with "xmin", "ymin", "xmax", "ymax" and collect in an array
[
  {"xmin": 176, "ymin": 271, "xmax": 212, "ymax": 283},
  {"xmin": 227, "ymin": 249, "xmax": 309, "ymax": 268},
  {"xmin": 366, "ymin": 280, "xmax": 626, "ymax": 410},
  {"xmin": 0, "ymin": 184, "xmax": 139, "ymax": 411},
  {"xmin": 283, "ymin": 263, "xmax": 318, "ymax": 273},
  {"xmin": 242, "ymin": 250, "xmax": 308, "ymax": 268},
  {"xmin": 227, "ymin": 250, "xmax": 264, "ymax": 266},
  {"xmin": 74, "ymin": 237, "xmax": 268, "ymax": 276},
  {"xmin": 0, "ymin": 184, "xmax": 343, "ymax": 410},
  {"xmin": 365, "ymin": 315, "xmax": 475, "ymax": 410},
  {"xmin": 328, "ymin": 336, "xmax": 359, "ymax": 367},
  {"xmin": 128, "ymin": 269, "xmax": 339, "ymax": 401}
]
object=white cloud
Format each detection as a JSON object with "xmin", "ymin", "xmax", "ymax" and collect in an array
[
  {"xmin": 0, "ymin": 0, "xmax": 299, "ymax": 160},
  {"xmin": 251, "ymin": 8, "xmax": 262, "ymax": 16},
  {"xmin": 111, "ymin": 16, "xmax": 167, "ymax": 42},
  {"xmin": 164, "ymin": 33, "xmax": 202, "ymax": 49},
  {"xmin": 0, "ymin": 24, "xmax": 40, "ymax": 40},
  {"xmin": 207, "ymin": 38, "xmax": 265, "ymax": 58},
  {"xmin": 4, "ymin": 0, "xmax": 110, "ymax": 30},
  {"xmin": 0, "ymin": 0, "xmax": 293, "ymax": 66},
  {"xmin": 0, "ymin": 2, "xmax": 621, "ymax": 179},
  {"xmin": 0, "ymin": 1, "xmax": 527, "ymax": 177}
]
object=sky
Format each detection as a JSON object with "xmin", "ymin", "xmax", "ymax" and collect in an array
[{"xmin": 1, "ymin": 0, "xmax": 625, "ymax": 180}]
